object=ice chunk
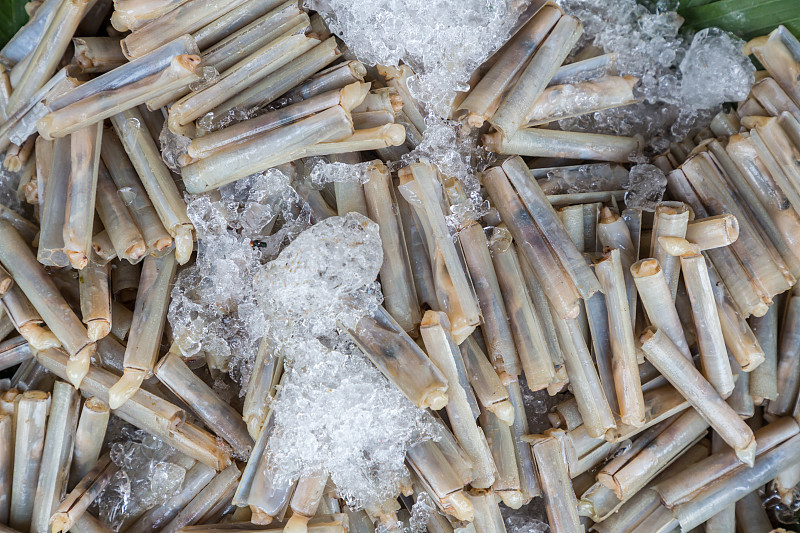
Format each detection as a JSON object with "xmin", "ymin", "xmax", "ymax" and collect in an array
[
  {"xmin": 308, "ymin": 160, "xmax": 372, "ymax": 186},
  {"xmin": 505, "ymin": 514, "xmax": 550, "ymax": 533},
  {"xmin": 255, "ymin": 212, "xmax": 384, "ymax": 338},
  {"xmin": 408, "ymin": 492, "xmax": 436, "ymax": 533},
  {"xmin": 189, "ymin": 65, "xmax": 220, "ymax": 92},
  {"xmin": 534, "ymin": 163, "xmax": 629, "ymax": 195},
  {"xmin": 97, "ymin": 470, "xmax": 131, "ymax": 531},
  {"xmin": 624, "ymin": 164, "xmax": 667, "ymax": 211},
  {"xmin": 97, "ymin": 425, "xmax": 187, "ymax": 531},
  {"xmin": 159, "ymin": 122, "xmax": 192, "ymax": 173},
  {"xmin": 150, "ymin": 462, "xmax": 186, "ymax": 499},
  {"xmin": 197, "ymin": 105, "xmax": 259, "ymax": 132},
  {"xmin": 559, "ymin": 0, "xmax": 684, "ymax": 103},
  {"xmin": 679, "ymin": 28, "xmax": 755, "ymax": 110}
]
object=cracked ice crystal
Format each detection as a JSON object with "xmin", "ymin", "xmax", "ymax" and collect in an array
[
  {"xmin": 624, "ymin": 164, "xmax": 668, "ymax": 211},
  {"xmin": 97, "ymin": 426, "xmax": 186, "ymax": 531}
]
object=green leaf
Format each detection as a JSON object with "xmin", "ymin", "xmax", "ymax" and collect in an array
[
  {"xmin": 0, "ymin": 0, "xmax": 30, "ymax": 50},
  {"xmin": 680, "ymin": 0, "xmax": 716, "ymax": 8},
  {"xmin": 678, "ymin": 0, "xmax": 800, "ymax": 41}
]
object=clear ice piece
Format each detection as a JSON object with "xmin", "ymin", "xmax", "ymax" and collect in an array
[
  {"xmin": 624, "ymin": 163, "xmax": 667, "ymax": 211},
  {"xmin": 679, "ymin": 28, "xmax": 755, "ymax": 110}
]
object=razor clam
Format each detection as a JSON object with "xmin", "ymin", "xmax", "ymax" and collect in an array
[
  {"xmin": 598, "ymin": 207, "xmax": 637, "ymax": 322},
  {"xmin": 459, "ymin": 220, "xmax": 520, "ymax": 378},
  {"xmin": 665, "ymin": 167, "xmax": 768, "ymax": 317},
  {"xmin": 9, "ymin": 390, "xmax": 49, "ymax": 532},
  {"xmin": 154, "ymin": 351, "xmax": 254, "ymax": 457},
  {"xmin": 672, "ymin": 433, "xmax": 800, "ymax": 531},
  {"xmin": 484, "ymin": 127, "xmax": 640, "ymax": 162},
  {"xmin": 182, "ymin": 105, "xmax": 354, "ymax": 193},
  {"xmin": 650, "ymin": 201, "xmax": 690, "ymax": 300},
  {"xmin": 482, "ymin": 166, "xmax": 580, "ymax": 320},
  {"xmin": 283, "ymin": 473, "xmax": 328, "ymax": 533},
  {"xmin": 684, "ymin": 214, "xmax": 739, "ymax": 250},
  {"xmin": 488, "ymin": 227, "xmax": 556, "ymax": 391},
  {"xmin": 50, "ymin": 35, "xmax": 200, "ymax": 112},
  {"xmin": 192, "ymin": 0, "xmax": 287, "ymax": 49},
  {"xmin": 746, "ymin": 26, "xmax": 800, "ymax": 109},
  {"xmin": 749, "ymin": 304, "xmax": 779, "ymax": 403},
  {"xmin": 35, "ymin": 347, "xmax": 231, "ymax": 470},
  {"xmin": 682, "ymin": 152, "xmax": 793, "ymax": 300},
  {"xmin": 631, "ymin": 259, "xmax": 691, "ymax": 359},
  {"xmin": 71, "ymin": 37, "xmax": 127, "ymax": 74},
  {"xmin": 597, "ymin": 410, "xmax": 707, "ymax": 501},
  {"xmin": 168, "ymin": 26, "xmax": 318, "ymax": 132},
  {"xmin": 204, "ymin": 37, "xmax": 341, "ymax": 128},
  {"xmin": 489, "ymin": 15, "xmax": 582, "ymax": 137},
  {"xmin": 639, "ymin": 327, "xmax": 756, "ymax": 465},
  {"xmin": 525, "ymin": 75, "xmax": 639, "ymax": 126},
  {"xmin": 70, "ymin": 398, "xmax": 110, "ymax": 487},
  {"xmin": 79, "ymin": 259, "xmax": 112, "ymax": 342},
  {"xmin": 63, "ymin": 123, "xmax": 102, "ymax": 270},
  {"xmin": 457, "ymin": 5, "xmax": 561, "ymax": 128},
  {"xmin": 421, "ymin": 311, "xmax": 496, "ymax": 488},
  {"xmin": 197, "ymin": 5, "xmax": 308, "ymax": 78},
  {"xmin": 95, "ymin": 162, "xmax": 147, "ymax": 263},
  {"xmin": 121, "ymin": 0, "xmax": 251, "ymax": 58},
  {"xmin": 109, "ymin": 252, "xmax": 177, "ymax": 409},
  {"xmin": 5, "ymin": 0, "xmax": 90, "ymax": 116},
  {"xmin": 286, "ymin": 60, "xmax": 367, "ymax": 102},
  {"xmin": 676, "ymin": 250, "xmax": 735, "ymax": 397},
  {"xmin": 30, "ymin": 381, "xmax": 80, "ymax": 533},
  {"xmin": 397, "ymin": 161, "xmax": 480, "ymax": 341},
  {"xmin": 0, "ymin": 0, "xmax": 60, "ymax": 64},
  {"xmin": 39, "ymin": 54, "xmax": 202, "ymax": 139},
  {"xmin": 160, "ymin": 464, "xmax": 241, "ymax": 533},
  {"xmin": 529, "ymin": 430, "xmax": 582, "ymax": 533},
  {"xmin": 364, "ymin": 160, "xmax": 420, "ymax": 334},
  {"xmin": 127, "ymin": 460, "xmax": 216, "ymax": 531},
  {"xmin": 110, "ymin": 108, "xmax": 194, "ymax": 264},
  {"xmin": 49, "ymin": 455, "xmax": 118, "ymax": 533},
  {"xmin": 347, "ymin": 305, "xmax": 448, "ymax": 410},
  {"xmin": 595, "ymin": 249, "xmax": 645, "ymax": 427},
  {"xmin": 0, "ymin": 220, "xmax": 95, "ymax": 385},
  {"xmin": 100, "ymin": 128, "xmax": 172, "ymax": 255}
]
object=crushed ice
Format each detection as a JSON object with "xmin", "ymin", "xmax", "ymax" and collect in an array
[
  {"xmin": 168, "ymin": 168, "xmax": 305, "ymax": 387},
  {"xmin": 557, "ymin": 0, "xmax": 755, "ymax": 152},
  {"xmin": 407, "ymin": 493, "xmax": 436, "ymax": 533},
  {"xmin": 159, "ymin": 121, "xmax": 192, "ymax": 173},
  {"xmin": 169, "ymin": 183, "xmax": 436, "ymax": 508},
  {"xmin": 306, "ymin": 0, "xmax": 525, "ymax": 116},
  {"xmin": 256, "ymin": 213, "xmax": 435, "ymax": 507}
]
